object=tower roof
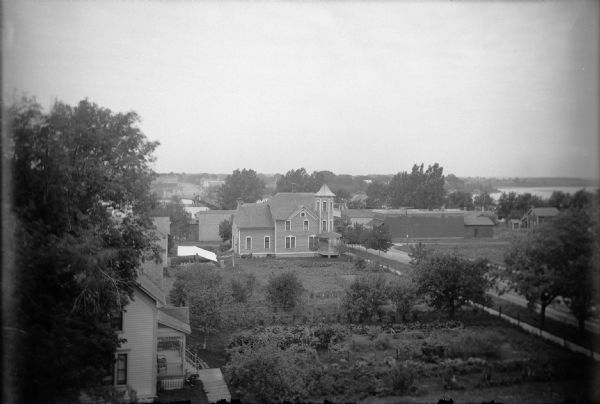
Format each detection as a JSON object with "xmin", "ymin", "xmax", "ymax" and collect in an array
[{"xmin": 315, "ymin": 184, "xmax": 335, "ymax": 197}]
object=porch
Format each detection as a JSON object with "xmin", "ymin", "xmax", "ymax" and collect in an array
[{"xmin": 317, "ymin": 232, "xmax": 341, "ymax": 258}]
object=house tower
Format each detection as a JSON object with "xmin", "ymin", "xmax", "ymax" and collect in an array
[{"xmin": 315, "ymin": 184, "xmax": 336, "ymax": 234}]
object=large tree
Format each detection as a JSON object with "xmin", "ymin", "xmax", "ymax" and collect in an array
[
  {"xmin": 388, "ymin": 163, "xmax": 445, "ymax": 209},
  {"xmin": 445, "ymin": 191, "xmax": 474, "ymax": 210},
  {"xmin": 414, "ymin": 252, "xmax": 491, "ymax": 317},
  {"xmin": 275, "ymin": 167, "xmax": 321, "ymax": 193},
  {"xmin": 7, "ymin": 97, "xmax": 159, "ymax": 403},
  {"xmin": 365, "ymin": 180, "xmax": 388, "ymax": 208},
  {"xmin": 505, "ymin": 208, "xmax": 597, "ymax": 332},
  {"xmin": 218, "ymin": 168, "xmax": 266, "ymax": 209},
  {"xmin": 363, "ymin": 224, "xmax": 394, "ymax": 255}
]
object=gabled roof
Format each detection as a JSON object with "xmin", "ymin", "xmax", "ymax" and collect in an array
[
  {"xmin": 268, "ymin": 193, "xmax": 316, "ymax": 220},
  {"xmin": 287, "ymin": 205, "xmax": 319, "ymax": 220},
  {"xmin": 528, "ymin": 207, "xmax": 560, "ymax": 217},
  {"xmin": 464, "ymin": 215, "xmax": 495, "ymax": 226},
  {"xmin": 315, "ymin": 184, "xmax": 336, "ymax": 197},
  {"xmin": 158, "ymin": 307, "xmax": 191, "ymax": 334},
  {"xmin": 137, "ymin": 272, "xmax": 166, "ymax": 305},
  {"xmin": 235, "ymin": 203, "xmax": 274, "ymax": 228}
]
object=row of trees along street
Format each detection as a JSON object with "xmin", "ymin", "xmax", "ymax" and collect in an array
[{"xmin": 5, "ymin": 97, "xmax": 160, "ymax": 403}]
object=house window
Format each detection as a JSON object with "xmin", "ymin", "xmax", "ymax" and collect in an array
[
  {"xmin": 316, "ymin": 200, "xmax": 320, "ymax": 211},
  {"xmin": 322, "ymin": 201, "xmax": 327, "ymax": 211},
  {"xmin": 309, "ymin": 235, "xmax": 318, "ymax": 250},
  {"xmin": 285, "ymin": 220, "xmax": 291, "ymax": 231},
  {"xmin": 322, "ymin": 220, "xmax": 327, "ymax": 232},
  {"xmin": 303, "ymin": 220, "xmax": 309, "ymax": 231},
  {"xmin": 116, "ymin": 354, "xmax": 127, "ymax": 385},
  {"xmin": 330, "ymin": 201, "xmax": 333, "ymax": 211},
  {"xmin": 245, "ymin": 236, "xmax": 252, "ymax": 250},
  {"xmin": 285, "ymin": 236, "xmax": 296, "ymax": 249},
  {"xmin": 110, "ymin": 310, "xmax": 123, "ymax": 331},
  {"xmin": 300, "ymin": 212, "xmax": 305, "ymax": 217},
  {"xmin": 264, "ymin": 236, "xmax": 270, "ymax": 249}
]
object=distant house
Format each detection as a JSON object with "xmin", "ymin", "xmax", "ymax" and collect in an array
[
  {"xmin": 196, "ymin": 210, "xmax": 235, "ymax": 243},
  {"xmin": 232, "ymin": 184, "xmax": 341, "ymax": 257},
  {"xmin": 521, "ymin": 207, "xmax": 559, "ymax": 229},
  {"xmin": 464, "ymin": 214, "xmax": 495, "ymax": 238},
  {"xmin": 509, "ymin": 218, "xmax": 521, "ymax": 230},
  {"xmin": 342, "ymin": 209, "xmax": 375, "ymax": 226}
]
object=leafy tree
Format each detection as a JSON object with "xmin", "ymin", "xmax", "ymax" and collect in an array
[
  {"xmin": 365, "ymin": 180, "xmax": 388, "ymax": 208},
  {"xmin": 170, "ymin": 265, "xmax": 233, "ymax": 347},
  {"xmin": 333, "ymin": 187, "xmax": 351, "ymax": 203},
  {"xmin": 7, "ymin": 97, "xmax": 159, "ymax": 403},
  {"xmin": 219, "ymin": 218, "xmax": 232, "ymax": 242},
  {"xmin": 386, "ymin": 279, "xmax": 418, "ymax": 321},
  {"xmin": 218, "ymin": 168, "xmax": 265, "ymax": 209},
  {"xmin": 166, "ymin": 195, "xmax": 192, "ymax": 240},
  {"xmin": 342, "ymin": 275, "xmax": 389, "ymax": 323},
  {"xmin": 505, "ymin": 208, "xmax": 596, "ymax": 332},
  {"xmin": 496, "ymin": 192, "xmax": 519, "ymax": 220},
  {"xmin": 388, "ymin": 163, "xmax": 445, "ymax": 209},
  {"xmin": 445, "ymin": 191, "xmax": 474, "ymax": 210},
  {"xmin": 230, "ymin": 273, "xmax": 256, "ymax": 303},
  {"xmin": 363, "ymin": 224, "xmax": 393, "ymax": 255},
  {"xmin": 265, "ymin": 272, "xmax": 304, "ymax": 310},
  {"xmin": 276, "ymin": 168, "xmax": 321, "ymax": 193},
  {"xmin": 408, "ymin": 241, "xmax": 431, "ymax": 266},
  {"xmin": 473, "ymin": 192, "xmax": 494, "ymax": 211},
  {"xmin": 414, "ymin": 252, "xmax": 491, "ymax": 317},
  {"xmin": 346, "ymin": 223, "xmax": 368, "ymax": 246}
]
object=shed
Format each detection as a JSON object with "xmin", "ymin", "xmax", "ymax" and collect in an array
[{"xmin": 464, "ymin": 215, "xmax": 495, "ymax": 238}]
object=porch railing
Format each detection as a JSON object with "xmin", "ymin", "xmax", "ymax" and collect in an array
[
  {"xmin": 157, "ymin": 361, "xmax": 184, "ymax": 378},
  {"xmin": 184, "ymin": 348, "xmax": 208, "ymax": 374}
]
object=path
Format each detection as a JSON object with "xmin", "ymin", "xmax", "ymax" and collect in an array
[{"xmin": 196, "ymin": 368, "xmax": 231, "ymax": 404}]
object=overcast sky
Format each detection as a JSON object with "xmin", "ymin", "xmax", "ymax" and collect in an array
[{"xmin": 3, "ymin": 0, "xmax": 599, "ymax": 178}]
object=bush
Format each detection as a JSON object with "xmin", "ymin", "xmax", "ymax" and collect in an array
[
  {"xmin": 387, "ymin": 363, "xmax": 416, "ymax": 394},
  {"xmin": 265, "ymin": 272, "xmax": 304, "ymax": 310},
  {"xmin": 342, "ymin": 274, "xmax": 388, "ymax": 323}
]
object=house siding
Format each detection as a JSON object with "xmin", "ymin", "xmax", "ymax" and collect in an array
[
  {"xmin": 118, "ymin": 288, "xmax": 157, "ymax": 402},
  {"xmin": 238, "ymin": 228, "xmax": 275, "ymax": 255},
  {"xmin": 197, "ymin": 211, "xmax": 234, "ymax": 242},
  {"xmin": 275, "ymin": 213, "xmax": 319, "ymax": 254}
]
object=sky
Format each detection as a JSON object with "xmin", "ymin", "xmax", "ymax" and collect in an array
[{"xmin": 3, "ymin": 0, "xmax": 599, "ymax": 179}]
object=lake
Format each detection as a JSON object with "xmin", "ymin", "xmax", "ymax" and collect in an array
[{"xmin": 490, "ymin": 186, "xmax": 599, "ymax": 201}]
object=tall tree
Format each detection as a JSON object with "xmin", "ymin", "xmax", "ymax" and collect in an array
[
  {"xmin": 363, "ymin": 224, "xmax": 394, "ymax": 255},
  {"xmin": 8, "ymin": 97, "xmax": 159, "ymax": 403},
  {"xmin": 219, "ymin": 218, "xmax": 232, "ymax": 242},
  {"xmin": 365, "ymin": 180, "xmax": 389, "ymax": 208},
  {"xmin": 166, "ymin": 195, "xmax": 192, "ymax": 240},
  {"xmin": 275, "ymin": 168, "xmax": 320, "ymax": 193},
  {"xmin": 414, "ymin": 252, "xmax": 491, "ymax": 317},
  {"xmin": 445, "ymin": 191, "xmax": 474, "ymax": 210},
  {"xmin": 504, "ymin": 208, "xmax": 596, "ymax": 332},
  {"xmin": 388, "ymin": 163, "xmax": 445, "ymax": 209},
  {"xmin": 218, "ymin": 168, "xmax": 266, "ymax": 209}
]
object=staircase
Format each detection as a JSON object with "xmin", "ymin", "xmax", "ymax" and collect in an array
[{"xmin": 185, "ymin": 349, "xmax": 231, "ymax": 403}]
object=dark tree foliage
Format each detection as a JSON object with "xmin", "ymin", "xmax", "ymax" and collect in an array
[
  {"xmin": 388, "ymin": 163, "xmax": 445, "ymax": 209},
  {"xmin": 365, "ymin": 181, "xmax": 389, "ymax": 208},
  {"xmin": 345, "ymin": 223, "xmax": 368, "ymax": 246},
  {"xmin": 218, "ymin": 168, "xmax": 266, "ymax": 209},
  {"xmin": 7, "ymin": 97, "xmax": 159, "ymax": 403},
  {"xmin": 445, "ymin": 191, "xmax": 474, "ymax": 210},
  {"xmin": 275, "ymin": 167, "xmax": 321, "ymax": 193},
  {"xmin": 265, "ymin": 272, "xmax": 304, "ymax": 310},
  {"xmin": 166, "ymin": 195, "xmax": 192, "ymax": 240},
  {"xmin": 414, "ymin": 252, "xmax": 492, "ymax": 317},
  {"xmin": 473, "ymin": 192, "xmax": 495, "ymax": 211},
  {"xmin": 505, "ymin": 207, "xmax": 597, "ymax": 333},
  {"xmin": 342, "ymin": 275, "xmax": 389, "ymax": 323},
  {"xmin": 363, "ymin": 224, "xmax": 394, "ymax": 254},
  {"xmin": 219, "ymin": 218, "xmax": 232, "ymax": 242}
]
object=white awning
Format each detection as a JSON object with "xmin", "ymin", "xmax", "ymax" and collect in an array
[{"xmin": 176, "ymin": 246, "xmax": 218, "ymax": 262}]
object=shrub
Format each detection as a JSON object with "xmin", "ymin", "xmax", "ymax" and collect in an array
[
  {"xmin": 373, "ymin": 334, "xmax": 393, "ymax": 350},
  {"xmin": 342, "ymin": 274, "xmax": 388, "ymax": 323},
  {"xmin": 387, "ymin": 363, "xmax": 416, "ymax": 394},
  {"xmin": 265, "ymin": 272, "xmax": 304, "ymax": 310}
]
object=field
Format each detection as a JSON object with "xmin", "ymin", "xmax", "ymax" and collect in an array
[{"xmin": 170, "ymin": 256, "xmax": 600, "ymax": 403}]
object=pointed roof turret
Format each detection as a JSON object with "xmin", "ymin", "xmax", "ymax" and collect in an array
[{"xmin": 315, "ymin": 184, "xmax": 336, "ymax": 197}]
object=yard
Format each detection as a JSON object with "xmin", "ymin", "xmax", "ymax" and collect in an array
[{"xmin": 170, "ymin": 256, "xmax": 600, "ymax": 403}]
